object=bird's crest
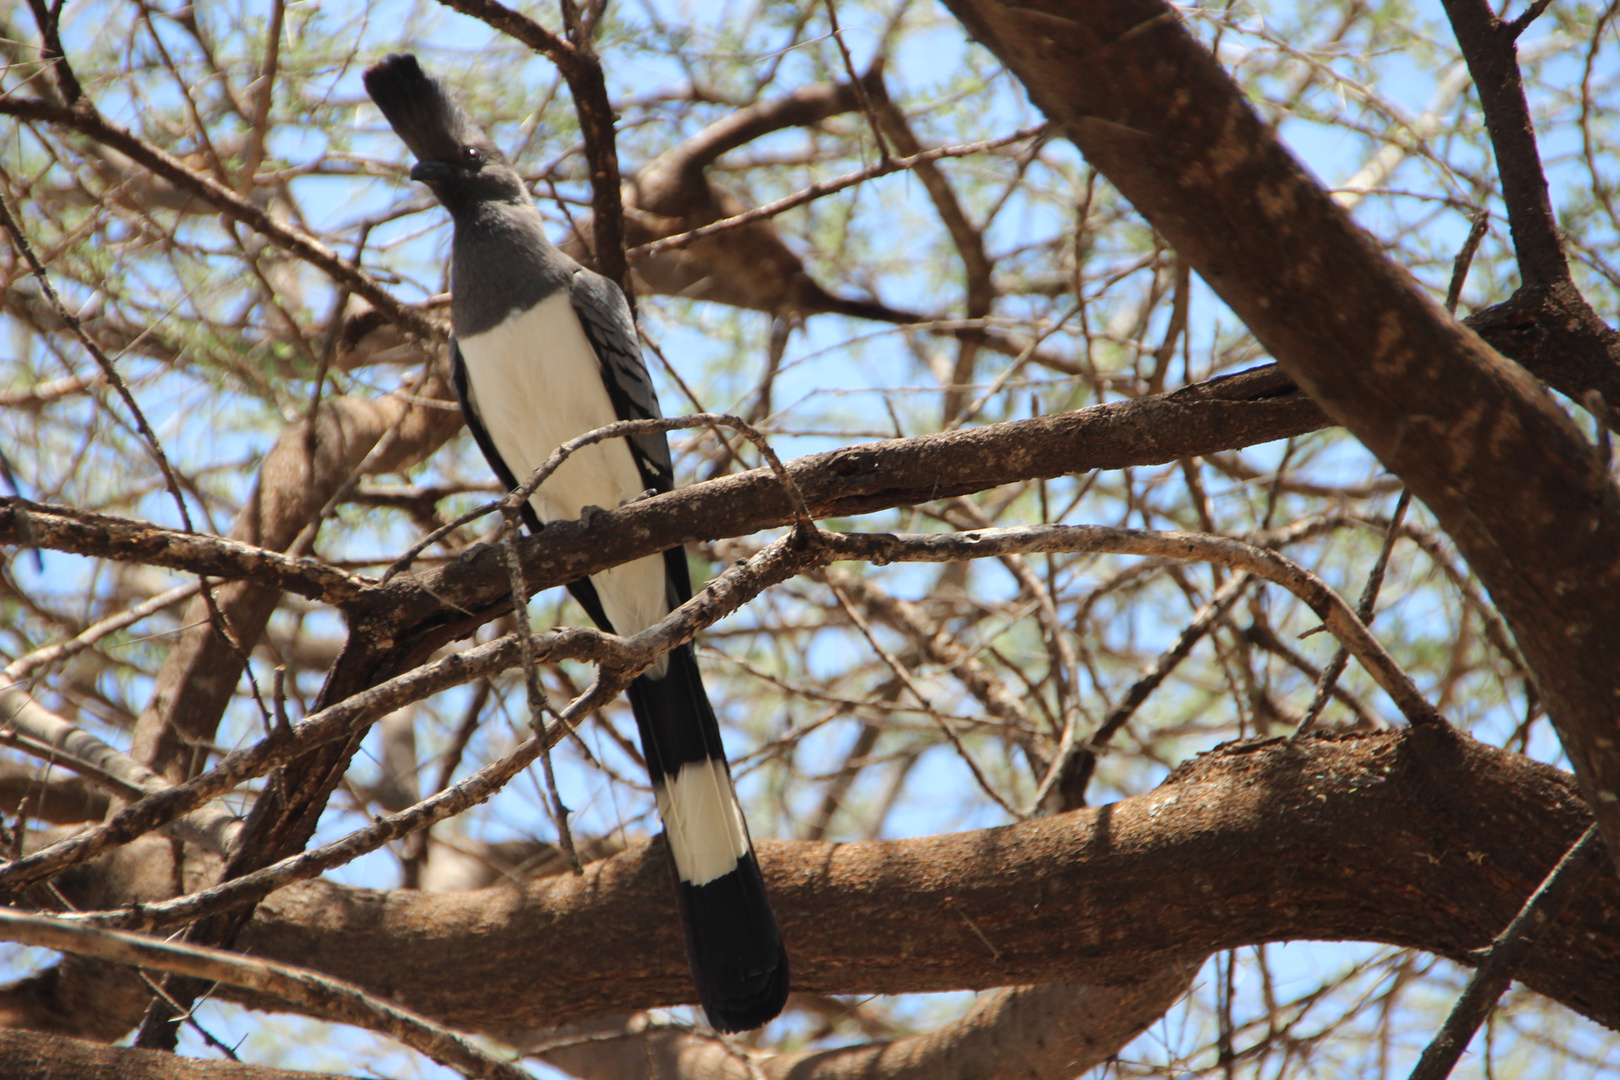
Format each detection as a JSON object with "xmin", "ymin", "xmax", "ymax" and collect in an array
[{"xmin": 363, "ymin": 53, "xmax": 483, "ymax": 163}]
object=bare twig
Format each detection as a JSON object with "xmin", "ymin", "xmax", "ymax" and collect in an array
[
  {"xmin": 829, "ymin": 582, "xmax": 1022, "ymax": 818},
  {"xmin": 238, "ymin": 0, "xmax": 286, "ymax": 195},
  {"xmin": 1407, "ymin": 823, "xmax": 1605, "ymax": 1080},
  {"xmin": 500, "ymin": 520, "xmax": 582, "ymax": 874},
  {"xmin": 947, "ymin": 499, "xmax": 1084, "ymax": 736},
  {"xmin": 0, "ymin": 98, "xmax": 438, "ymax": 338},
  {"xmin": 821, "ymin": 0, "xmax": 892, "ymax": 161},
  {"xmin": 0, "ymin": 174, "xmax": 195, "ymax": 534},
  {"xmin": 0, "ymin": 907, "xmax": 536, "ymax": 1080},
  {"xmin": 79, "ymin": 683, "xmax": 613, "ymax": 934},
  {"xmin": 819, "ymin": 526, "xmax": 1440, "ymax": 727},
  {"xmin": 630, "ymin": 126, "xmax": 1048, "ymax": 259},
  {"xmin": 5, "ymin": 581, "xmax": 203, "ymax": 682},
  {"xmin": 0, "ymin": 632, "xmax": 539, "ymax": 893},
  {"xmin": 1446, "ymin": 211, "xmax": 1492, "ymax": 314},
  {"xmin": 1507, "ymin": 0, "xmax": 1558, "ymax": 39},
  {"xmin": 0, "ymin": 498, "xmax": 367, "ymax": 604},
  {"xmin": 1295, "ymin": 488, "xmax": 1412, "ymax": 735},
  {"xmin": 1030, "ymin": 572, "xmax": 1254, "ymax": 813},
  {"xmin": 24, "ymin": 0, "xmax": 82, "ymax": 103}
]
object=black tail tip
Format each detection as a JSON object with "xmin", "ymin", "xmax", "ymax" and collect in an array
[
  {"xmin": 677, "ymin": 855, "xmax": 790, "ymax": 1032},
  {"xmin": 700, "ymin": 945, "xmax": 790, "ymax": 1033}
]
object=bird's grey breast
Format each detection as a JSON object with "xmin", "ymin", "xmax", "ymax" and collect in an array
[{"xmin": 451, "ymin": 202, "xmax": 576, "ymax": 337}]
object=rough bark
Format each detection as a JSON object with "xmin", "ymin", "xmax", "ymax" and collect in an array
[
  {"xmin": 537, "ymin": 964, "xmax": 1198, "ymax": 1080},
  {"xmin": 0, "ymin": 1028, "xmax": 353, "ymax": 1079},
  {"xmin": 217, "ymin": 731, "xmax": 1616, "ymax": 1033},
  {"xmin": 939, "ymin": 0, "xmax": 1620, "ymax": 873},
  {"xmin": 1466, "ymin": 278, "xmax": 1620, "ymax": 425}
]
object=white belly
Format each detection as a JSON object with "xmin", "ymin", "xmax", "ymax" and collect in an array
[{"xmin": 457, "ymin": 294, "xmax": 670, "ymax": 645}]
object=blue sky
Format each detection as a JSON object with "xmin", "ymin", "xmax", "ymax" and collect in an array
[{"xmin": 3, "ymin": 0, "xmax": 1618, "ymax": 1074}]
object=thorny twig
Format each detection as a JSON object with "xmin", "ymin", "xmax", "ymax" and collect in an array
[
  {"xmin": 501, "ymin": 515, "xmax": 583, "ymax": 874},
  {"xmin": 829, "ymin": 582, "xmax": 1022, "ymax": 819},
  {"xmin": 0, "ymin": 173, "xmax": 194, "ymax": 535},
  {"xmin": 1030, "ymin": 572, "xmax": 1254, "ymax": 813},
  {"xmin": 821, "ymin": 0, "xmax": 892, "ymax": 161},
  {"xmin": 0, "ymin": 98, "xmax": 439, "ymax": 337}
]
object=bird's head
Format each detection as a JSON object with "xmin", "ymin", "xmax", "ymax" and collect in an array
[{"xmin": 363, "ymin": 53, "xmax": 528, "ymax": 213}]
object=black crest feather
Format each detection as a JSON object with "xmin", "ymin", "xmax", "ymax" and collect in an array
[{"xmin": 363, "ymin": 53, "xmax": 482, "ymax": 163}]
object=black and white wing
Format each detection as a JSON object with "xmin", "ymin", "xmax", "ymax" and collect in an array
[{"xmin": 568, "ymin": 268, "xmax": 675, "ymax": 497}]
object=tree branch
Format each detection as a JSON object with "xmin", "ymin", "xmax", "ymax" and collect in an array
[
  {"xmin": 1438, "ymin": 0, "xmax": 1569, "ymax": 286},
  {"xmin": 0, "ymin": 98, "xmax": 438, "ymax": 339},
  {"xmin": 209, "ymin": 730, "xmax": 1617, "ymax": 1031},
  {"xmin": 0, "ymin": 500, "xmax": 364, "ymax": 604},
  {"xmin": 939, "ymin": 0, "xmax": 1620, "ymax": 879},
  {"xmin": 537, "ymin": 962, "xmax": 1198, "ymax": 1080},
  {"xmin": 0, "ymin": 1028, "xmax": 354, "ymax": 1080},
  {"xmin": 1408, "ymin": 823, "xmax": 1606, "ymax": 1080},
  {"xmin": 0, "ymin": 908, "xmax": 534, "ymax": 1080}
]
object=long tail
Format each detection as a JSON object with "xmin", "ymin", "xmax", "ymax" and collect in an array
[{"xmin": 628, "ymin": 642, "xmax": 789, "ymax": 1032}]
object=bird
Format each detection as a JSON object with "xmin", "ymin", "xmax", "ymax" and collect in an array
[{"xmin": 363, "ymin": 53, "xmax": 788, "ymax": 1033}]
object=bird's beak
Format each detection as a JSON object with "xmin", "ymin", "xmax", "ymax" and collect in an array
[{"xmin": 410, "ymin": 160, "xmax": 456, "ymax": 184}]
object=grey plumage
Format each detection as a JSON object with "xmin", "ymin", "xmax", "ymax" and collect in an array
[
  {"xmin": 364, "ymin": 52, "xmax": 789, "ymax": 1033},
  {"xmin": 366, "ymin": 53, "xmax": 571, "ymax": 335}
]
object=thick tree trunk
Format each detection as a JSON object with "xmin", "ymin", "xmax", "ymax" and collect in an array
[
  {"xmin": 220, "ymin": 731, "xmax": 1615, "ymax": 1033},
  {"xmin": 940, "ymin": 0, "xmax": 1620, "ymax": 873}
]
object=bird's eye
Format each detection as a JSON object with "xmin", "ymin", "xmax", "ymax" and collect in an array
[{"xmin": 462, "ymin": 146, "xmax": 483, "ymax": 167}]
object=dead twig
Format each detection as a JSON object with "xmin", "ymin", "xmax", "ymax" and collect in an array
[
  {"xmin": 1407, "ymin": 823, "xmax": 1605, "ymax": 1080},
  {"xmin": 0, "ymin": 907, "xmax": 536, "ymax": 1080}
]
